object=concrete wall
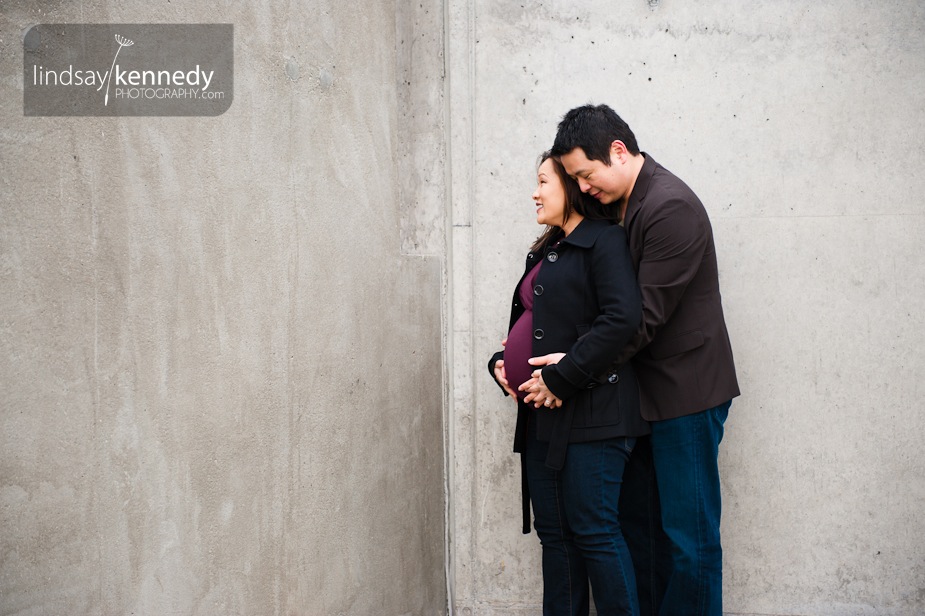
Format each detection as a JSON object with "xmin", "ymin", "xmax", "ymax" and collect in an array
[
  {"xmin": 1, "ymin": 1, "xmax": 447, "ymax": 615},
  {"xmin": 449, "ymin": 1, "xmax": 925, "ymax": 615},
  {"xmin": 4, "ymin": 1, "xmax": 925, "ymax": 615}
]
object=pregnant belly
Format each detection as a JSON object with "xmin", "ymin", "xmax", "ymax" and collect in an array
[{"xmin": 503, "ymin": 310, "xmax": 534, "ymax": 401}]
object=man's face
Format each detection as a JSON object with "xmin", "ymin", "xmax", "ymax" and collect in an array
[{"xmin": 559, "ymin": 145, "xmax": 627, "ymax": 206}]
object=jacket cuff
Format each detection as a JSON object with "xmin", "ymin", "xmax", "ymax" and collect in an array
[
  {"xmin": 541, "ymin": 355, "xmax": 595, "ymax": 399},
  {"xmin": 487, "ymin": 351, "xmax": 509, "ymax": 396}
]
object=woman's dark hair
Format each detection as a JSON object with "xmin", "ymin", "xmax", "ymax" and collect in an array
[{"xmin": 530, "ymin": 151, "xmax": 617, "ymax": 252}]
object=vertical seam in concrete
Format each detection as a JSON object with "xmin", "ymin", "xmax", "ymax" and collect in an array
[
  {"xmin": 444, "ymin": 0, "xmax": 477, "ymax": 611},
  {"xmin": 283, "ymin": 11, "xmax": 299, "ymax": 607},
  {"xmin": 92, "ymin": 176, "xmax": 103, "ymax": 614},
  {"xmin": 441, "ymin": 0, "xmax": 456, "ymax": 612}
]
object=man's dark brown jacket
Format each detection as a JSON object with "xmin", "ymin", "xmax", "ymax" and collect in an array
[{"xmin": 617, "ymin": 155, "xmax": 740, "ymax": 421}]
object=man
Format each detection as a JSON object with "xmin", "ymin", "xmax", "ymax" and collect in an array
[{"xmin": 526, "ymin": 104, "xmax": 739, "ymax": 615}]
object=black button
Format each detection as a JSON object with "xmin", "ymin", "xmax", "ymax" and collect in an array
[
  {"xmin": 533, "ymin": 285, "xmax": 544, "ymax": 296},
  {"xmin": 527, "ymin": 253, "xmax": 535, "ymax": 259},
  {"xmin": 547, "ymin": 252, "xmax": 558, "ymax": 263},
  {"xmin": 607, "ymin": 373, "xmax": 619, "ymax": 384},
  {"xmin": 533, "ymin": 329, "xmax": 544, "ymax": 340}
]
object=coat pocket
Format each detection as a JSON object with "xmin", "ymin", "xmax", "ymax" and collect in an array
[
  {"xmin": 573, "ymin": 381, "xmax": 622, "ymax": 429},
  {"xmin": 648, "ymin": 329, "xmax": 704, "ymax": 360}
]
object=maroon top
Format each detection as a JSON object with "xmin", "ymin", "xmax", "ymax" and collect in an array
[{"xmin": 503, "ymin": 261, "xmax": 542, "ymax": 400}]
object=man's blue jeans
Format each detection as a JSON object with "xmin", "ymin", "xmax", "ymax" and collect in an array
[
  {"xmin": 525, "ymin": 426, "xmax": 640, "ymax": 616},
  {"xmin": 620, "ymin": 402, "xmax": 731, "ymax": 616}
]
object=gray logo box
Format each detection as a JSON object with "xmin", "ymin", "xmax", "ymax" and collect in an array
[{"xmin": 23, "ymin": 24, "xmax": 233, "ymax": 116}]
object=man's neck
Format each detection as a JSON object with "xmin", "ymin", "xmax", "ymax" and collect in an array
[{"xmin": 618, "ymin": 153, "xmax": 646, "ymax": 220}]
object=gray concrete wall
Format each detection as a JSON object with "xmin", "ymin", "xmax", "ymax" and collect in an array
[
  {"xmin": 1, "ymin": 1, "xmax": 447, "ymax": 615},
  {"xmin": 4, "ymin": 1, "xmax": 925, "ymax": 615},
  {"xmin": 449, "ymin": 1, "xmax": 925, "ymax": 615}
]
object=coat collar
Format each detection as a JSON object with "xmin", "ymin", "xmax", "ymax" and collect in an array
[
  {"xmin": 623, "ymin": 152, "xmax": 656, "ymax": 229},
  {"xmin": 558, "ymin": 218, "xmax": 613, "ymax": 248},
  {"xmin": 525, "ymin": 219, "xmax": 613, "ymax": 266}
]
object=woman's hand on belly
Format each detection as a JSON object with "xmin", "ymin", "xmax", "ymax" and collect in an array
[{"xmin": 493, "ymin": 358, "xmax": 518, "ymax": 399}]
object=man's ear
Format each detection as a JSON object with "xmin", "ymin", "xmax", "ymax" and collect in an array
[{"xmin": 610, "ymin": 140, "xmax": 628, "ymax": 164}]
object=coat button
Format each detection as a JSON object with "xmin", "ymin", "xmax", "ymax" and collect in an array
[
  {"xmin": 607, "ymin": 372, "xmax": 619, "ymax": 384},
  {"xmin": 533, "ymin": 285, "xmax": 544, "ymax": 296},
  {"xmin": 547, "ymin": 252, "xmax": 558, "ymax": 263},
  {"xmin": 533, "ymin": 329, "xmax": 544, "ymax": 340},
  {"xmin": 527, "ymin": 253, "xmax": 535, "ymax": 260}
]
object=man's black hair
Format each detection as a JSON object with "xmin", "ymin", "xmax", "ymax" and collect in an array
[{"xmin": 550, "ymin": 104, "xmax": 640, "ymax": 165}]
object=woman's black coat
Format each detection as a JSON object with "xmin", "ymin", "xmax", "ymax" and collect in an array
[{"xmin": 489, "ymin": 219, "xmax": 649, "ymax": 474}]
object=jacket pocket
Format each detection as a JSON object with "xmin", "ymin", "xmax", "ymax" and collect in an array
[
  {"xmin": 570, "ymin": 385, "xmax": 620, "ymax": 429},
  {"xmin": 648, "ymin": 329, "xmax": 704, "ymax": 360}
]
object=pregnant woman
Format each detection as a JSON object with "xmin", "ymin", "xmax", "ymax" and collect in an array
[{"xmin": 488, "ymin": 152, "xmax": 648, "ymax": 615}]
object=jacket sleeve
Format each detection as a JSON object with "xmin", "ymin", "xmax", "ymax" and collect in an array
[
  {"xmin": 541, "ymin": 226, "xmax": 642, "ymax": 399},
  {"xmin": 614, "ymin": 197, "xmax": 709, "ymax": 365},
  {"xmin": 487, "ymin": 350, "xmax": 509, "ymax": 396}
]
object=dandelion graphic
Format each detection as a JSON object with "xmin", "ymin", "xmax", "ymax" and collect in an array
[{"xmin": 99, "ymin": 34, "xmax": 134, "ymax": 106}]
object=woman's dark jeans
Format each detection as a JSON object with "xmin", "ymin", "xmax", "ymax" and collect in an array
[{"xmin": 525, "ymin": 425, "xmax": 640, "ymax": 616}]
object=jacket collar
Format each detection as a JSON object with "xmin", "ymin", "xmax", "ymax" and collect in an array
[
  {"xmin": 525, "ymin": 219, "xmax": 613, "ymax": 265},
  {"xmin": 623, "ymin": 152, "xmax": 656, "ymax": 229},
  {"xmin": 558, "ymin": 218, "xmax": 613, "ymax": 248}
]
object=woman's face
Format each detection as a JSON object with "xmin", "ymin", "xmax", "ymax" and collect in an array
[{"xmin": 532, "ymin": 158, "xmax": 568, "ymax": 228}]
